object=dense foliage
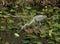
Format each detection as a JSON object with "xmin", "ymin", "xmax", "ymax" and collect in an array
[{"xmin": 0, "ymin": 0, "xmax": 60, "ymax": 44}]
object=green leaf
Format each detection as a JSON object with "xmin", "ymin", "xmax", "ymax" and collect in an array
[
  {"xmin": 27, "ymin": 35, "xmax": 38, "ymax": 39},
  {"xmin": 23, "ymin": 40, "xmax": 29, "ymax": 43},
  {"xmin": 34, "ymin": 41, "xmax": 43, "ymax": 44},
  {"xmin": 36, "ymin": 42, "xmax": 43, "ymax": 44},
  {"xmin": 48, "ymin": 9, "xmax": 53, "ymax": 12},
  {"xmin": 8, "ymin": 20, "xmax": 14, "ymax": 23},
  {"xmin": 0, "ymin": 11, "xmax": 2, "ymax": 14},
  {"xmin": 14, "ymin": 33, "xmax": 20, "ymax": 38},
  {"xmin": 55, "ymin": 37, "xmax": 60, "ymax": 42},
  {"xmin": 25, "ymin": 7, "xmax": 31, "ymax": 9},
  {"xmin": 49, "ymin": 29, "xmax": 53, "ymax": 37},
  {"xmin": 52, "ymin": 23, "xmax": 60, "ymax": 28},
  {"xmin": 10, "ymin": 9, "xmax": 15, "ymax": 12}
]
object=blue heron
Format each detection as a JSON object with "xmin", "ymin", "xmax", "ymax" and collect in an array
[{"xmin": 21, "ymin": 15, "xmax": 47, "ymax": 30}]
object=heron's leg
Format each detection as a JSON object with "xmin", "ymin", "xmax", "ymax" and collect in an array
[
  {"xmin": 37, "ymin": 21, "xmax": 42, "ymax": 28},
  {"xmin": 39, "ymin": 22, "xmax": 42, "ymax": 28},
  {"xmin": 33, "ymin": 21, "xmax": 41, "ymax": 34}
]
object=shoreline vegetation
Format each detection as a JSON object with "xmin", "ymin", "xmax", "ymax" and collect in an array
[{"xmin": 0, "ymin": 0, "xmax": 60, "ymax": 44}]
